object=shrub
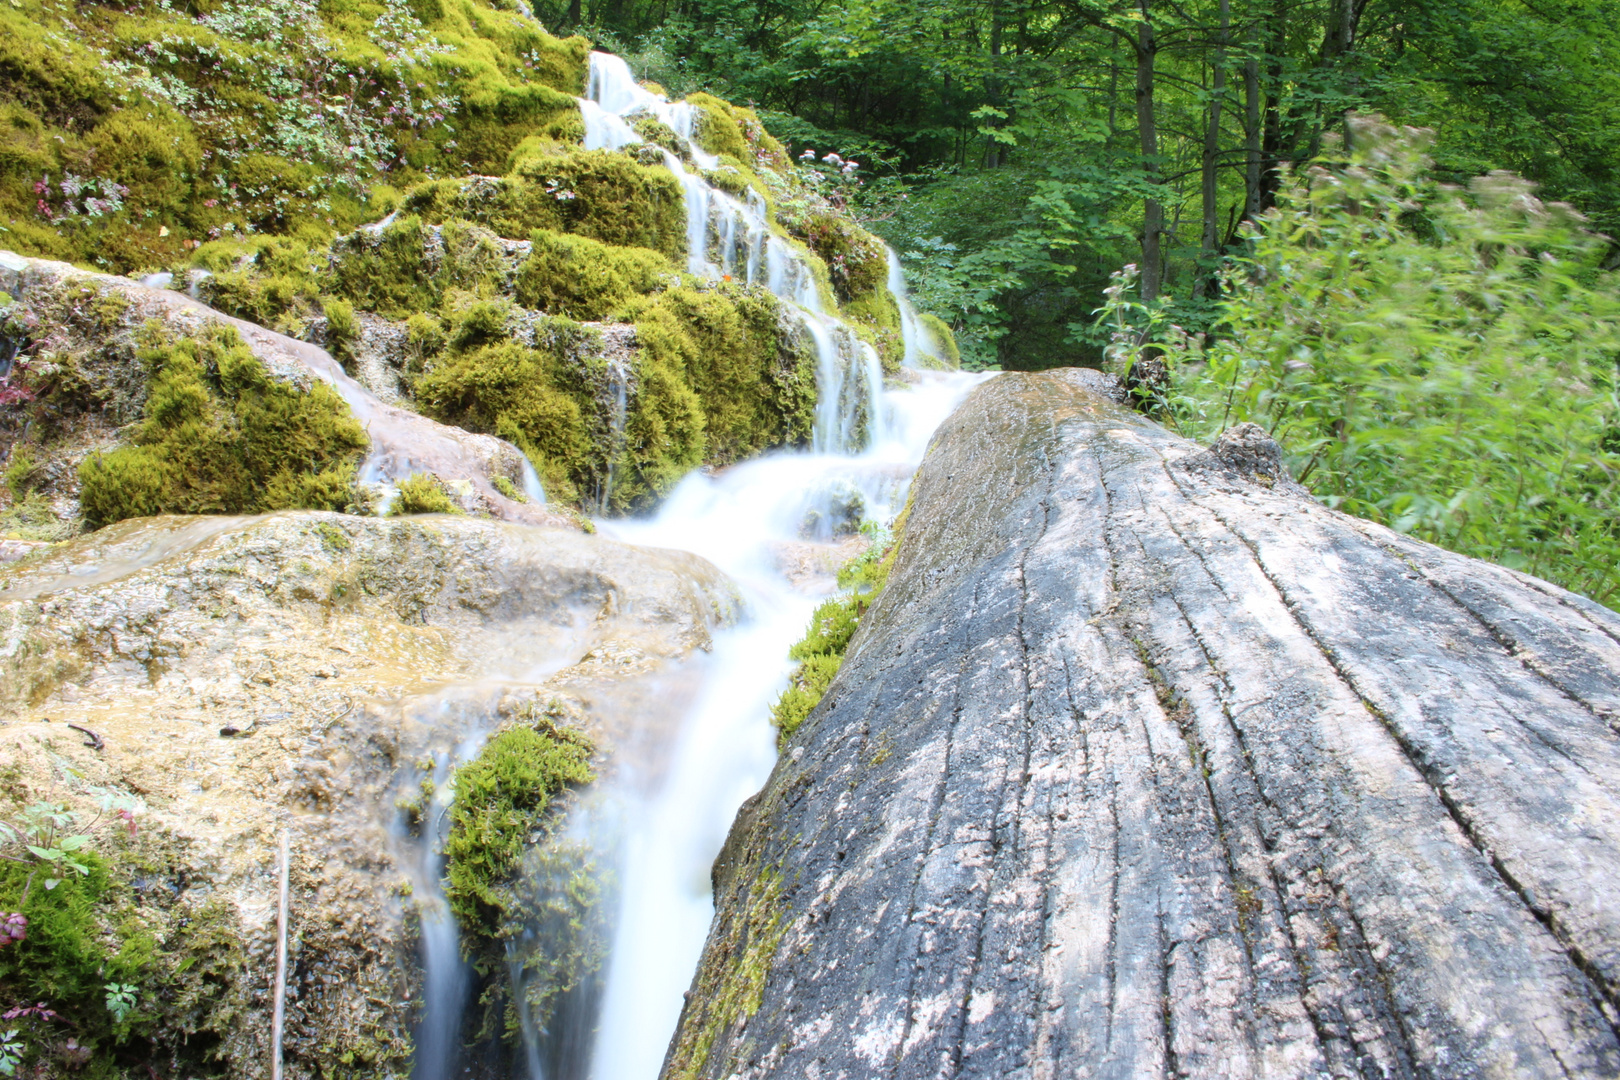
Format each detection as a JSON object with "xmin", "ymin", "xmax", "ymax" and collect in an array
[{"xmin": 1108, "ymin": 117, "xmax": 1620, "ymax": 608}]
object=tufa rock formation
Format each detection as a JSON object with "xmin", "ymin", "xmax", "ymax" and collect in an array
[
  {"xmin": 671, "ymin": 369, "xmax": 1620, "ymax": 1079},
  {"xmin": 0, "ymin": 510, "xmax": 734, "ymax": 1076}
]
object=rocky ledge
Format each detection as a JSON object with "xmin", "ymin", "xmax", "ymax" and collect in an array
[{"xmin": 672, "ymin": 368, "xmax": 1620, "ymax": 1079}]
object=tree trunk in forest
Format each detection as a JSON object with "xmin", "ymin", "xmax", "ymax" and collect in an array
[
  {"xmin": 1258, "ymin": 0, "xmax": 1288, "ymax": 211},
  {"xmin": 666, "ymin": 369, "xmax": 1620, "ymax": 1080},
  {"xmin": 1135, "ymin": 0, "xmax": 1163, "ymax": 302},
  {"xmin": 1244, "ymin": 43, "xmax": 1262, "ymax": 217},
  {"xmin": 1195, "ymin": 0, "xmax": 1232, "ymax": 300}
]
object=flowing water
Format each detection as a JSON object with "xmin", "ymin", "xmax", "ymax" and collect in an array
[{"xmin": 402, "ymin": 49, "xmax": 989, "ymax": 1079}]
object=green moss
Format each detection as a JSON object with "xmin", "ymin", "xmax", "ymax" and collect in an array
[
  {"xmin": 323, "ymin": 295, "xmax": 360, "ymax": 367},
  {"xmin": 0, "ymin": 491, "xmax": 74, "ymax": 542},
  {"xmin": 76, "ymin": 323, "xmax": 368, "ymax": 528},
  {"xmin": 388, "ymin": 472, "xmax": 459, "ymax": 515},
  {"xmin": 442, "ymin": 719, "xmax": 593, "ymax": 939},
  {"xmin": 414, "ymin": 336, "xmax": 591, "ymax": 481},
  {"xmin": 769, "ymin": 523, "xmax": 903, "ymax": 744},
  {"xmin": 489, "ymin": 473, "xmax": 522, "ymax": 501},
  {"xmin": 404, "ymin": 150, "xmax": 687, "ymax": 259},
  {"xmin": 685, "ymin": 92, "xmax": 750, "ymax": 162},
  {"xmin": 3, "ymin": 445, "xmax": 39, "ymax": 499},
  {"xmin": 628, "ymin": 284, "xmax": 816, "ymax": 467},
  {"xmin": 515, "ymin": 229, "xmax": 675, "ymax": 319},
  {"xmin": 629, "ymin": 114, "xmax": 690, "ymax": 161},
  {"xmin": 329, "ymin": 215, "xmax": 444, "ymax": 319}
]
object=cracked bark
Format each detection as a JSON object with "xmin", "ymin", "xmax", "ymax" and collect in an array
[{"xmin": 668, "ymin": 370, "xmax": 1620, "ymax": 1080}]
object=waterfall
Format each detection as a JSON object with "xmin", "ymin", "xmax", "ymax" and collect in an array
[
  {"xmin": 401, "ymin": 730, "xmax": 488, "ymax": 1080},
  {"xmin": 885, "ymin": 245, "xmax": 943, "ymax": 368},
  {"xmin": 519, "ymin": 458, "xmax": 548, "ymax": 505},
  {"xmin": 590, "ymin": 366, "xmax": 992, "ymax": 1079},
  {"xmin": 397, "ymin": 49, "xmax": 990, "ymax": 1080}
]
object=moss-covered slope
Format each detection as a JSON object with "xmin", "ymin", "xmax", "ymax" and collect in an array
[{"xmin": 2, "ymin": 0, "xmax": 956, "ymax": 533}]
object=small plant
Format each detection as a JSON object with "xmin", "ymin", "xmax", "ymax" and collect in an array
[
  {"xmin": 0, "ymin": 1028, "xmax": 23, "ymax": 1077},
  {"xmin": 103, "ymin": 984, "xmax": 137, "ymax": 1024},
  {"xmin": 0, "ymin": 792, "xmax": 141, "ymax": 894}
]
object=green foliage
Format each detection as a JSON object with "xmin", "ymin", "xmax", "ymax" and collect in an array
[
  {"xmin": 442, "ymin": 721, "xmax": 593, "ymax": 939},
  {"xmin": 789, "ymin": 596, "xmax": 860, "ymax": 661},
  {"xmin": 388, "ymin": 473, "xmax": 460, "ymax": 515},
  {"xmin": 1126, "ymin": 121, "xmax": 1620, "ymax": 608},
  {"xmin": 515, "ymin": 230, "xmax": 675, "ymax": 319},
  {"xmin": 77, "ymin": 324, "xmax": 367, "ymax": 528}
]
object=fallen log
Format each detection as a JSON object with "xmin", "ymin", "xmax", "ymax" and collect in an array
[{"xmin": 669, "ymin": 368, "xmax": 1620, "ymax": 1080}]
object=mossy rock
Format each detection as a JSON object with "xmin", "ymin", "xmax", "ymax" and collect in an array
[
  {"xmin": 630, "ymin": 113, "xmax": 690, "ymax": 161},
  {"xmin": 76, "ymin": 323, "xmax": 368, "ymax": 528},
  {"xmin": 515, "ymin": 229, "xmax": 676, "ymax": 320},
  {"xmin": 403, "ymin": 148, "xmax": 686, "ymax": 259},
  {"xmin": 328, "ymin": 214, "xmax": 511, "ymax": 319},
  {"xmin": 443, "ymin": 718, "xmax": 594, "ymax": 938},
  {"xmin": 685, "ymin": 92, "xmax": 751, "ymax": 162},
  {"xmin": 628, "ymin": 283, "xmax": 816, "ymax": 468}
]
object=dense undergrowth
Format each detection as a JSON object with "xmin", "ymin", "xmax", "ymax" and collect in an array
[
  {"xmin": 0, "ymin": 795, "xmax": 250, "ymax": 1079},
  {"xmin": 1105, "ymin": 120, "xmax": 1620, "ymax": 610}
]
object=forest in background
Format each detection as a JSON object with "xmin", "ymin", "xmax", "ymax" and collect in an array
[
  {"xmin": 546, "ymin": 0, "xmax": 1620, "ymax": 608},
  {"xmin": 546, "ymin": 0, "xmax": 1620, "ymax": 370}
]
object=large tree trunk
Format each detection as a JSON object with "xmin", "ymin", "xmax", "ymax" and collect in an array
[
  {"xmin": 1135, "ymin": 0, "xmax": 1163, "ymax": 302},
  {"xmin": 666, "ymin": 370, "xmax": 1620, "ymax": 1079}
]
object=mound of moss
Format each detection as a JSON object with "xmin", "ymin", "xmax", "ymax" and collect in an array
[
  {"xmin": 0, "ymin": 0, "xmax": 591, "ymax": 274},
  {"xmin": 77, "ymin": 324, "xmax": 368, "ymax": 528},
  {"xmin": 442, "ymin": 719, "xmax": 593, "ymax": 937}
]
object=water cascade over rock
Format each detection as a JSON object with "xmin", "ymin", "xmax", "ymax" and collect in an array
[{"xmin": 578, "ymin": 52, "xmax": 886, "ymax": 456}]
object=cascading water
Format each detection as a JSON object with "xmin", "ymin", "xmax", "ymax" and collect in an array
[
  {"xmin": 399, "ymin": 49, "xmax": 985, "ymax": 1080},
  {"xmin": 886, "ymin": 245, "xmax": 944, "ymax": 368},
  {"xmin": 589, "ymin": 367, "xmax": 990, "ymax": 1080}
]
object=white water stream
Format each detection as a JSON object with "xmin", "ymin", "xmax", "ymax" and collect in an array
[{"xmin": 404, "ymin": 50, "xmax": 985, "ymax": 1079}]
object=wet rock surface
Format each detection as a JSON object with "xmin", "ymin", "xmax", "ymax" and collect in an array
[
  {"xmin": 672, "ymin": 369, "xmax": 1620, "ymax": 1079},
  {"xmin": 0, "ymin": 510, "xmax": 734, "ymax": 1075}
]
